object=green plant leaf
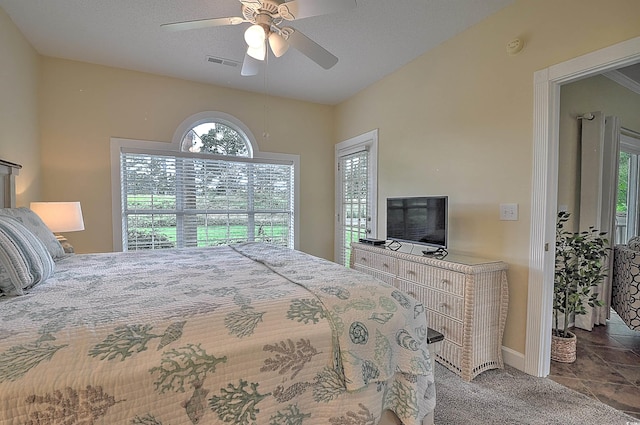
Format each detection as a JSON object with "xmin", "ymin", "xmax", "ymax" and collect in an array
[{"xmin": 553, "ymin": 211, "xmax": 609, "ymax": 336}]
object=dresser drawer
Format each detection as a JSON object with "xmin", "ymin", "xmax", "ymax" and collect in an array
[
  {"xmin": 426, "ymin": 310, "xmax": 464, "ymax": 346},
  {"xmin": 394, "ymin": 279, "xmax": 464, "ymax": 321},
  {"xmin": 353, "ymin": 264, "xmax": 395, "ymax": 286},
  {"xmin": 398, "ymin": 261, "xmax": 465, "ymax": 296},
  {"xmin": 353, "ymin": 249, "xmax": 398, "ymax": 275}
]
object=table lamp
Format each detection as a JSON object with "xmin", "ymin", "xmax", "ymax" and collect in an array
[{"xmin": 30, "ymin": 201, "xmax": 85, "ymax": 253}]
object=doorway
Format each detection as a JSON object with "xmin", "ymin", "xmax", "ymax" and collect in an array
[
  {"xmin": 526, "ymin": 36, "xmax": 640, "ymax": 378},
  {"xmin": 334, "ymin": 129, "xmax": 378, "ymax": 267}
]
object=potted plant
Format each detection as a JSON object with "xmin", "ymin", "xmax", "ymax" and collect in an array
[{"xmin": 552, "ymin": 211, "xmax": 608, "ymax": 363}]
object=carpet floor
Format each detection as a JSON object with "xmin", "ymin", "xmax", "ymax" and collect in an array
[{"xmin": 433, "ymin": 363, "xmax": 637, "ymax": 424}]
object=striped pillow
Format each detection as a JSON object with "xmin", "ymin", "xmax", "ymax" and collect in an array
[
  {"xmin": 0, "ymin": 207, "xmax": 65, "ymax": 259},
  {"xmin": 0, "ymin": 215, "xmax": 55, "ymax": 296}
]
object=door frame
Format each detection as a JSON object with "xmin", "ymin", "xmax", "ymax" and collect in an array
[
  {"xmin": 526, "ymin": 36, "xmax": 640, "ymax": 377},
  {"xmin": 334, "ymin": 129, "xmax": 379, "ymax": 263}
]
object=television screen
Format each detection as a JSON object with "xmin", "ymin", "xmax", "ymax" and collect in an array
[{"xmin": 386, "ymin": 196, "xmax": 448, "ymax": 249}]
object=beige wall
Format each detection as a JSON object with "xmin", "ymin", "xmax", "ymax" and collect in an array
[
  {"xmin": 0, "ymin": 7, "xmax": 41, "ymax": 204},
  {"xmin": 334, "ymin": 0, "xmax": 640, "ymax": 355},
  {"xmin": 558, "ymin": 75, "xmax": 640, "ymax": 221},
  {"xmin": 38, "ymin": 58, "xmax": 335, "ymax": 258}
]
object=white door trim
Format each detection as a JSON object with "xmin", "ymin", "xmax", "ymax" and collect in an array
[{"xmin": 527, "ymin": 36, "xmax": 640, "ymax": 377}]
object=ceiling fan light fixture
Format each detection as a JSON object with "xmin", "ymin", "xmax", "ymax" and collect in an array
[
  {"xmin": 163, "ymin": 0, "xmax": 350, "ymax": 72},
  {"xmin": 268, "ymin": 32, "xmax": 289, "ymax": 57},
  {"xmin": 244, "ymin": 24, "xmax": 266, "ymax": 48}
]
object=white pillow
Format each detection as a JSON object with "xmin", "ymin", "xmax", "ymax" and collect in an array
[
  {"xmin": 0, "ymin": 215, "xmax": 55, "ymax": 296},
  {"xmin": 0, "ymin": 207, "xmax": 65, "ymax": 259}
]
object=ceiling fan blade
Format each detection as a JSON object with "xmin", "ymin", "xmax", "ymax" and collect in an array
[
  {"xmin": 286, "ymin": 28, "xmax": 338, "ymax": 69},
  {"xmin": 241, "ymin": 52, "xmax": 261, "ymax": 76},
  {"xmin": 269, "ymin": 32, "xmax": 289, "ymax": 58},
  {"xmin": 161, "ymin": 16, "xmax": 245, "ymax": 32},
  {"xmin": 278, "ymin": 0, "xmax": 356, "ymax": 21}
]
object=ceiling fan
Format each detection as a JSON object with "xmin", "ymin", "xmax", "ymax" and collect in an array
[{"xmin": 161, "ymin": 0, "xmax": 356, "ymax": 76}]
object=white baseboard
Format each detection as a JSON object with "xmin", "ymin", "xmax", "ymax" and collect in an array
[{"xmin": 502, "ymin": 345, "xmax": 525, "ymax": 371}]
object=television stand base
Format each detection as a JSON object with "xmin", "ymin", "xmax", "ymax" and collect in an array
[{"xmin": 422, "ymin": 247, "xmax": 448, "ymax": 258}]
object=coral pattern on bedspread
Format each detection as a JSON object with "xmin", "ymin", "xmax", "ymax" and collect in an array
[{"xmin": 0, "ymin": 243, "xmax": 435, "ymax": 424}]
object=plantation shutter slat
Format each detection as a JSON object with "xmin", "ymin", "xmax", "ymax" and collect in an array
[{"xmin": 121, "ymin": 152, "xmax": 294, "ymax": 250}]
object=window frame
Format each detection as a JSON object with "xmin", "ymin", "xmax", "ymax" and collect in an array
[
  {"xmin": 618, "ymin": 129, "xmax": 640, "ymax": 243},
  {"xmin": 110, "ymin": 111, "xmax": 300, "ymax": 251}
]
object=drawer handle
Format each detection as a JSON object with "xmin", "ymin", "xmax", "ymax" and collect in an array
[
  {"xmin": 360, "ymin": 257, "xmax": 368, "ymax": 262},
  {"xmin": 439, "ymin": 302, "xmax": 447, "ymax": 309},
  {"xmin": 407, "ymin": 291, "xmax": 417, "ymax": 297},
  {"xmin": 407, "ymin": 270, "xmax": 416, "ymax": 275},
  {"xmin": 382, "ymin": 262, "xmax": 389, "ymax": 268},
  {"xmin": 440, "ymin": 279, "xmax": 449, "ymax": 285}
]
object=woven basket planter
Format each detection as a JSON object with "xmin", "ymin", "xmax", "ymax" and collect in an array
[{"xmin": 551, "ymin": 331, "xmax": 577, "ymax": 363}]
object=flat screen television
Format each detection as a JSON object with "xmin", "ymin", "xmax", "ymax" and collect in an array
[{"xmin": 386, "ymin": 196, "xmax": 448, "ymax": 250}]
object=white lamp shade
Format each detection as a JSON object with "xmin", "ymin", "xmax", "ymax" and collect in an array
[
  {"xmin": 30, "ymin": 202, "xmax": 85, "ymax": 233},
  {"xmin": 244, "ymin": 24, "xmax": 266, "ymax": 48},
  {"xmin": 268, "ymin": 32, "xmax": 289, "ymax": 57},
  {"xmin": 247, "ymin": 43, "xmax": 266, "ymax": 61}
]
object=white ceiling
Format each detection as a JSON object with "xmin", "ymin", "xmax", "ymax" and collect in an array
[{"xmin": 1, "ymin": 0, "xmax": 517, "ymax": 105}]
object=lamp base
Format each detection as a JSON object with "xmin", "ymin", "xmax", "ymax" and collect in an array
[{"xmin": 55, "ymin": 234, "xmax": 75, "ymax": 254}]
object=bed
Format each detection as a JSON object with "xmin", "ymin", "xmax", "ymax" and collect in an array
[
  {"xmin": 611, "ymin": 244, "xmax": 640, "ymax": 330},
  {"xmin": 0, "ymin": 160, "xmax": 436, "ymax": 425}
]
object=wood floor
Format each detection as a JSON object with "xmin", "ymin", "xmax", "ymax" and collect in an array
[{"xmin": 549, "ymin": 310, "xmax": 640, "ymax": 419}]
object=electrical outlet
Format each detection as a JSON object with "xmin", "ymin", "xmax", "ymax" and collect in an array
[{"xmin": 500, "ymin": 203, "xmax": 518, "ymax": 221}]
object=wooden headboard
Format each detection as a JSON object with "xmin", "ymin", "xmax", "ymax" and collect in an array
[{"xmin": 0, "ymin": 159, "xmax": 22, "ymax": 208}]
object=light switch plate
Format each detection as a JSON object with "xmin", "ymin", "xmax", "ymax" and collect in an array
[{"xmin": 500, "ymin": 203, "xmax": 518, "ymax": 221}]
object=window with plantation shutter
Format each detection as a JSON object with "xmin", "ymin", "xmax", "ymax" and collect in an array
[
  {"xmin": 337, "ymin": 150, "xmax": 369, "ymax": 266},
  {"xmin": 121, "ymin": 151, "xmax": 294, "ymax": 250},
  {"xmin": 112, "ymin": 112, "xmax": 297, "ymax": 252}
]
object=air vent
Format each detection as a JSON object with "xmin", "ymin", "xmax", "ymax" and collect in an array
[{"xmin": 206, "ymin": 56, "xmax": 240, "ymax": 68}]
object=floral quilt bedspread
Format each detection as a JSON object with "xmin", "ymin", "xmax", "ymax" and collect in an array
[{"xmin": 0, "ymin": 243, "xmax": 435, "ymax": 424}]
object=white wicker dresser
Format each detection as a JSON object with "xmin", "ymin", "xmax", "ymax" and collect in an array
[{"xmin": 350, "ymin": 242, "xmax": 509, "ymax": 381}]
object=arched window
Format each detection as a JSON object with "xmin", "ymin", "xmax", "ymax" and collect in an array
[
  {"xmin": 181, "ymin": 122, "xmax": 250, "ymax": 156},
  {"xmin": 112, "ymin": 112, "xmax": 298, "ymax": 252},
  {"xmin": 173, "ymin": 111, "xmax": 257, "ymax": 157}
]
